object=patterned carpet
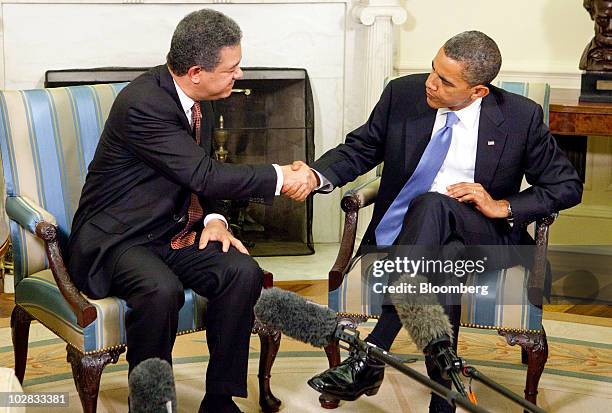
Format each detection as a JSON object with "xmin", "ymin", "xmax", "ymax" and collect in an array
[{"xmin": 1, "ymin": 315, "xmax": 611, "ymax": 413}]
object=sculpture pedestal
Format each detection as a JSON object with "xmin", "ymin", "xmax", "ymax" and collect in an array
[{"xmin": 580, "ymin": 71, "xmax": 612, "ymax": 103}]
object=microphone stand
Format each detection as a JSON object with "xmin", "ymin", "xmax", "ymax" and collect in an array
[
  {"xmin": 462, "ymin": 366, "xmax": 547, "ymax": 413},
  {"xmin": 425, "ymin": 336, "xmax": 468, "ymax": 397},
  {"xmin": 334, "ymin": 324, "xmax": 491, "ymax": 413}
]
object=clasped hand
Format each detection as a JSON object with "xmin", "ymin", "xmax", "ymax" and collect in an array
[{"xmin": 281, "ymin": 161, "xmax": 319, "ymax": 202}]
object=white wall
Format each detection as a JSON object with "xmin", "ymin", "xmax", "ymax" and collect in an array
[
  {"xmin": 395, "ymin": 0, "xmax": 594, "ymax": 87},
  {"xmin": 0, "ymin": 0, "xmax": 353, "ymax": 244}
]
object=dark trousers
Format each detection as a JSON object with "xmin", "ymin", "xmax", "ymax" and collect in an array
[
  {"xmin": 109, "ymin": 230, "xmax": 263, "ymax": 398},
  {"xmin": 366, "ymin": 192, "xmax": 517, "ymax": 412}
]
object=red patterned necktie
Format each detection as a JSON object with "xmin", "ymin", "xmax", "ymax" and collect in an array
[{"xmin": 170, "ymin": 102, "xmax": 204, "ymax": 249}]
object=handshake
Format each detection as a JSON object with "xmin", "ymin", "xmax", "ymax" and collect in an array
[{"xmin": 280, "ymin": 161, "xmax": 319, "ymax": 202}]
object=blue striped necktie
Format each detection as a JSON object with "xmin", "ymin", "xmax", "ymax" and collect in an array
[{"xmin": 375, "ymin": 111, "xmax": 459, "ymax": 246}]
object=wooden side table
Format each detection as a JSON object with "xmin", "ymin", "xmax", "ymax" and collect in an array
[
  {"xmin": 550, "ymin": 88, "xmax": 612, "ymax": 137},
  {"xmin": 547, "ymin": 88, "xmax": 612, "ymax": 244},
  {"xmin": 548, "ymin": 88, "xmax": 612, "ymax": 182}
]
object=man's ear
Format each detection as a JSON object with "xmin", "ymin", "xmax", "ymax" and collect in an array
[
  {"xmin": 186, "ymin": 66, "xmax": 202, "ymax": 84},
  {"xmin": 472, "ymin": 85, "xmax": 490, "ymax": 100}
]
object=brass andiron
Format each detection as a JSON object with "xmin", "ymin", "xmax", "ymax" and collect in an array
[
  {"xmin": 213, "ymin": 115, "xmax": 229, "ymax": 162},
  {"xmin": 231, "ymin": 88, "xmax": 252, "ymax": 96}
]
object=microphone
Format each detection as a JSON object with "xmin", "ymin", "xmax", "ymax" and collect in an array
[
  {"xmin": 391, "ymin": 275, "xmax": 548, "ymax": 413},
  {"xmin": 254, "ymin": 286, "xmax": 338, "ymax": 348},
  {"xmin": 391, "ymin": 273, "xmax": 466, "ymax": 395},
  {"xmin": 129, "ymin": 358, "xmax": 177, "ymax": 413},
  {"xmin": 391, "ymin": 273, "xmax": 454, "ymax": 351},
  {"xmin": 255, "ymin": 287, "xmax": 488, "ymax": 413}
]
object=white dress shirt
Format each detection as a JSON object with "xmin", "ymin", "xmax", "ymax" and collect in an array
[
  {"xmin": 172, "ymin": 81, "xmax": 283, "ymax": 229},
  {"xmin": 314, "ymin": 98, "xmax": 482, "ymax": 195},
  {"xmin": 429, "ymin": 98, "xmax": 481, "ymax": 193}
]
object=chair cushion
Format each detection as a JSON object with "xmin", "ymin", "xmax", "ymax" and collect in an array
[
  {"xmin": 15, "ymin": 269, "xmax": 207, "ymax": 353},
  {"xmin": 329, "ymin": 255, "xmax": 542, "ymax": 333}
]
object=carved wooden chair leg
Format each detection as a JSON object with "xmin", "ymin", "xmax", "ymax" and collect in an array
[
  {"xmin": 11, "ymin": 305, "xmax": 33, "ymax": 383},
  {"xmin": 257, "ymin": 327, "xmax": 282, "ymax": 413},
  {"xmin": 324, "ymin": 339, "xmax": 341, "ymax": 369},
  {"xmin": 66, "ymin": 345, "xmax": 125, "ymax": 413},
  {"xmin": 523, "ymin": 330, "xmax": 548, "ymax": 406},
  {"xmin": 318, "ymin": 339, "xmax": 341, "ymax": 409},
  {"xmin": 499, "ymin": 328, "xmax": 548, "ymax": 408},
  {"xmin": 521, "ymin": 347, "xmax": 529, "ymax": 365}
]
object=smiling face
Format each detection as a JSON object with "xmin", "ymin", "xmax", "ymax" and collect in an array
[
  {"xmin": 187, "ymin": 44, "xmax": 243, "ymax": 101},
  {"xmin": 424, "ymin": 48, "xmax": 489, "ymax": 111}
]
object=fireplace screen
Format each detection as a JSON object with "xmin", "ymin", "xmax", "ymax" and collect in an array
[{"xmin": 45, "ymin": 67, "xmax": 315, "ymax": 256}]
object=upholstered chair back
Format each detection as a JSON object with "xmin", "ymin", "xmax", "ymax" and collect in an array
[{"xmin": 0, "ymin": 83, "xmax": 127, "ymax": 285}]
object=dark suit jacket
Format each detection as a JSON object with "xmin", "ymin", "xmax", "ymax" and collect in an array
[
  {"xmin": 312, "ymin": 73, "xmax": 583, "ymax": 247},
  {"xmin": 67, "ymin": 65, "xmax": 277, "ymax": 298}
]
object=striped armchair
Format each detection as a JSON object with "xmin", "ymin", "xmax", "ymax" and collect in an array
[
  {"xmin": 0, "ymin": 83, "xmax": 281, "ymax": 413},
  {"xmin": 322, "ymin": 82, "xmax": 553, "ymax": 409}
]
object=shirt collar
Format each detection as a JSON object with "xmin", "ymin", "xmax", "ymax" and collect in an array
[
  {"xmin": 438, "ymin": 97, "xmax": 482, "ymax": 129},
  {"xmin": 173, "ymin": 79, "xmax": 196, "ymax": 115}
]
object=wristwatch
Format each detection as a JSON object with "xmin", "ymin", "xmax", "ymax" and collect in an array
[{"xmin": 506, "ymin": 202, "xmax": 514, "ymax": 227}]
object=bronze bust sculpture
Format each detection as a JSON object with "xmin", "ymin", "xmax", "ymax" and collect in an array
[{"xmin": 580, "ymin": 0, "xmax": 612, "ymax": 71}]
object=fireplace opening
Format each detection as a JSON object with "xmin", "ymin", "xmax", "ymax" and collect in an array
[{"xmin": 45, "ymin": 67, "xmax": 315, "ymax": 256}]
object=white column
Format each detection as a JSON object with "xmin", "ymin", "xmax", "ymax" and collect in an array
[{"xmin": 351, "ymin": 0, "xmax": 406, "ymax": 239}]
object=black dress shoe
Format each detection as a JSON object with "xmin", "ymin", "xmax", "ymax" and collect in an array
[
  {"xmin": 199, "ymin": 394, "xmax": 242, "ymax": 413},
  {"xmin": 307, "ymin": 351, "xmax": 385, "ymax": 401}
]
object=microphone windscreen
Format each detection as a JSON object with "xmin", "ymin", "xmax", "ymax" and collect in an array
[
  {"xmin": 391, "ymin": 274, "xmax": 454, "ymax": 352},
  {"xmin": 255, "ymin": 287, "xmax": 338, "ymax": 348},
  {"xmin": 129, "ymin": 358, "xmax": 177, "ymax": 413}
]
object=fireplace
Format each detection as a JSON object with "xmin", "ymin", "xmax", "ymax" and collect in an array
[{"xmin": 45, "ymin": 67, "xmax": 315, "ymax": 256}]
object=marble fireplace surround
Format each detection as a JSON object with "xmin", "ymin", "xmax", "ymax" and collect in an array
[{"xmin": 0, "ymin": 0, "xmax": 407, "ymax": 243}]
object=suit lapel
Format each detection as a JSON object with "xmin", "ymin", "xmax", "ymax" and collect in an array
[
  {"xmin": 474, "ymin": 92, "xmax": 508, "ymax": 189},
  {"xmin": 159, "ymin": 65, "xmax": 192, "ymax": 133},
  {"xmin": 404, "ymin": 97, "xmax": 437, "ymax": 176}
]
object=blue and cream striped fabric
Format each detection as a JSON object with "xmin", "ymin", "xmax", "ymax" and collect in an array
[
  {"xmin": 0, "ymin": 83, "xmax": 209, "ymax": 353},
  {"xmin": 495, "ymin": 81, "xmax": 550, "ymax": 125},
  {"xmin": 328, "ymin": 256, "xmax": 543, "ymax": 332},
  {"xmin": 0, "ymin": 83, "xmax": 127, "ymax": 284}
]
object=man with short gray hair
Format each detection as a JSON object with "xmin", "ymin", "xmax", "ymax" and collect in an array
[
  {"xmin": 305, "ymin": 30, "xmax": 582, "ymax": 412},
  {"xmin": 68, "ymin": 9, "xmax": 314, "ymax": 413}
]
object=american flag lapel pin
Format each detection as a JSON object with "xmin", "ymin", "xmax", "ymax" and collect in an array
[{"xmin": 487, "ymin": 140, "xmax": 495, "ymax": 146}]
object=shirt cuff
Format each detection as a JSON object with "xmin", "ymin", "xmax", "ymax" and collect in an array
[
  {"xmin": 272, "ymin": 164, "xmax": 283, "ymax": 196},
  {"xmin": 203, "ymin": 213, "xmax": 228, "ymax": 229},
  {"xmin": 313, "ymin": 169, "xmax": 334, "ymax": 192}
]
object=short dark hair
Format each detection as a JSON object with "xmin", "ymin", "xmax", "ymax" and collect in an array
[
  {"xmin": 443, "ymin": 30, "xmax": 502, "ymax": 86},
  {"xmin": 167, "ymin": 9, "xmax": 242, "ymax": 75}
]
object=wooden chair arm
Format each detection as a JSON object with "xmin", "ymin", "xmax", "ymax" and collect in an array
[
  {"xmin": 35, "ymin": 221, "xmax": 97, "ymax": 328},
  {"xmin": 341, "ymin": 177, "xmax": 381, "ymax": 213},
  {"xmin": 329, "ymin": 177, "xmax": 381, "ymax": 292},
  {"xmin": 527, "ymin": 213, "xmax": 558, "ymax": 304}
]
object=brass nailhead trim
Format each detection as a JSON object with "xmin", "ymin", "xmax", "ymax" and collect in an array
[{"xmin": 332, "ymin": 313, "xmax": 541, "ymax": 334}]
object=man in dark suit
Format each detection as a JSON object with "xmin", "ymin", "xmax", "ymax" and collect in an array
[
  {"xmin": 67, "ymin": 9, "xmax": 314, "ymax": 413},
  {"xmin": 295, "ymin": 31, "xmax": 582, "ymax": 412}
]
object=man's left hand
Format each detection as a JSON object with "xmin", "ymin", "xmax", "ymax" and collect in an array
[
  {"xmin": 199, "ymin": 219, "xmax": 249, "ymax": 254},
  {"xmin": 446, "ymin": 182, "xmax": 509, "ymax": 219}
]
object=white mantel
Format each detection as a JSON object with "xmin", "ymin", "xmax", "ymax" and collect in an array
[{"xmin": 0, "ymin": 0, "xmax": 406, "ymax": 245}]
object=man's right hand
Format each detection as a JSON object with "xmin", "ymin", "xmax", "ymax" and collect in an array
[{"xmin": 281, "ymin": 161, "xmax": 318, "ymax": 202}]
